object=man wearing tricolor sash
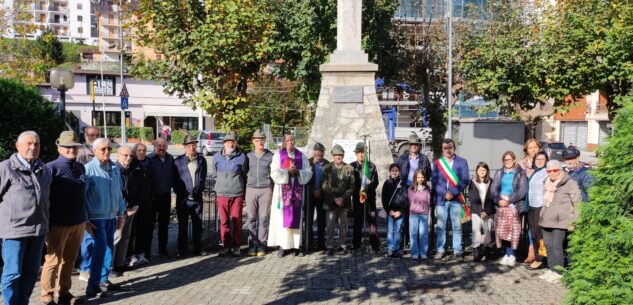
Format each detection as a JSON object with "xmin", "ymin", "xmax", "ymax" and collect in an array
[
  {"xmin": 268, "ymin": 134, "xmax": 312, "ymax": 258},
  {"xmin": 431, "ymin": 138, "xmax": 469, "ymax": 261}
]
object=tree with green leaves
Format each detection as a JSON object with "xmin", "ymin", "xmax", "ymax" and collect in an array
[
  {"xmin": 0, "ymin": 78, "xmax": 65, "ymax": 161},
  {"xmin": 131, "ymin": 0, "xmax": 276, "ymax": 131},
  {"xmin": 563, "ymin": 100, "xmax": 633, "ymax": 305},
  {"xmin": 36, "ymin": 28, "xmax": 64, "ymax": 65},
  {"xmin": 540, "ymin": 0, "xmax": 633, "ymax": 120}
]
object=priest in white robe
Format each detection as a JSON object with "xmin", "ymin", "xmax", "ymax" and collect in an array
[{"xmin": 268, "ymin": 134, "xmax": 312, "ymax": 257}]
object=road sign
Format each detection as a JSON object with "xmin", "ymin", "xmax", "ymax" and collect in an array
[
  {"xmin": 119, "ymin": 83, "xmax": 129, "ymax": 97},
  {"xmin": 121, "ymin": 97, "xmax": 128, "ymax": 110}
]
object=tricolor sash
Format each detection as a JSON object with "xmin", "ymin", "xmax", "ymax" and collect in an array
[{"xmin": 435, "ymin": 157, "xmax": 466, "ymax": 203}]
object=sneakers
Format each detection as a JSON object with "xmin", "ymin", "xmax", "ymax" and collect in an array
[
  {"xmin": 137, "ymin": 253, "xmax": 149, "ymax": 264},
  {"xmin": 129, "ymin": 256, "xmax": 141, "ymax": 267},
  {"xmin": 420, "ymin": 255, "xmax": 428, "ymax": 260},
  {"xmin": 256, "ymin": 247, "xmax": 266, "ymax": 257},
  {"xmin": 498, "ymin": 255, "xmax": 516, "ymax": 266},
  {"xmin": 498, "ymin": 255, "xmax": 509, "ymax": 265},
  {"xmin": 78, "ymin": 271, "xmax": 90, "ymax": 282}
]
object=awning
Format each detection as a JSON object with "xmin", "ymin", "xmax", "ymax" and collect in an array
[{"xmin": 142, "ymin": 105, "xmax": 207, "ymax": 118}]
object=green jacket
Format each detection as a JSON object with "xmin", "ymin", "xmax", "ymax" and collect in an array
[{"xmin": 321, "ymin": 162, "xmax": 355, "ymax": 210}]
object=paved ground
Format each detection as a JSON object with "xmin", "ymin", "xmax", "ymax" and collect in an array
[{"xmin": 4, "ymin": 218, "xmax": 566, "ymax": 305}]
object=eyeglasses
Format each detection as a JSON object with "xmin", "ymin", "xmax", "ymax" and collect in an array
[
  {"xmin": 86, "ymin": 133, "xmax": 99, "ymax": 137},
  {"xmin": 546, "ymin": 169, "xmax": 561, "ymax": 174},
  {"xmin": 98, "ymin": 147, "xmax": 112, "ymax": 152}
]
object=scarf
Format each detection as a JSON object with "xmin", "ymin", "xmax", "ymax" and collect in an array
[{"xmin": 543, "ymin": 174, "xmax": 562, "ymax": 207}]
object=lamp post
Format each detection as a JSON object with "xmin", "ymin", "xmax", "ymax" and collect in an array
[{"xmin": 50, "ymin": 69, "xmax": 75, "ymax": 123}]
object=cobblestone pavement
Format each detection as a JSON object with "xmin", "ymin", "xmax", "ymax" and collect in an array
[{"xmin": 4, "ymin": 219, "xmax": 566, "ymax": 305}]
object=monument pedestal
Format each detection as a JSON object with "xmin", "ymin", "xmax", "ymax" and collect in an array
[{"xmin": 308, "ymin": 57, "xmax": 393, "ymax": 199}]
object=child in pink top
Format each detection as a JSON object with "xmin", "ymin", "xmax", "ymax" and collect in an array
[{"xmin": 407, "ymin": 169, "xmax": 431, "ymax": 260}]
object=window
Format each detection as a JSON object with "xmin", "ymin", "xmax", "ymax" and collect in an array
[
  {"xmin": 77, "ymin": 3, "xmax": 82, "ymax": 9},
  {"xmin": 78, "ymin": 27, "xmax": 83, "ymax": 33},
  {"xmin": 93, "ymin": 111, "xmax": 131, "ymax": 127},
  {"xmin": 82, "ymin": 53, "xmax": 93, "ymax": 60},
  {"xmin": 174, "ymin": 117, "xmax": 198, "ymax": 130},
  {"xmin": 77, "ymin": 15, "xmax": 83, "ymax": 22},
  {"xmin": 86, "ymin": 75, "xmax": 116, "ymax": 96}
]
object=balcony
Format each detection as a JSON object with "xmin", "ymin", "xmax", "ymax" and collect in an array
[{"xmin": 48, "ymin": 6, "xmax": 69, "ymax": 13}]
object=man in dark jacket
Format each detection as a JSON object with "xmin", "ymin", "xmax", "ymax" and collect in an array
[
  {"xmin": 129, "ymin": 143, "xmax": 153, "ymax": 265},
  {"xmin": 350, "ymin": 142, "xmax": 380, "ymax": 253},
  {"xmin": 173, "ymin": 135, "xmax": 208, "ymax": 258},
  {"xmin": 40, "ymin": 131, "xmax": 86, "ymax": 305},
  {"xmin": 396, "ymin": 133, "xmax": 431, "ymax": 187},
  {"xmin": 148, "ymin": 137, "xmax": 175, "ymax": 256},
  {"xmin": 112, "ymin": 146, "xmax": 141, "ymax": 276},
  {"xmin": 562, "ymin": 145, "xmax": 593, "ymax": 202},
  {"xmin": 210, "ymin": 132, "xmax": 247, "ymax": 257},
  {"xmin": 244, "ymin": 130, "xmax": 274, "ymax": 256},
  {"xmin": 0, "ymin": 131, "xmax": 53, "ymax": 305},
  {"xmin": 308, "ymin": 142, "xmax": 329, "ymax": 251},
  {"xmin": 322, "ymin": 144, "xmax": 355, "ymax": 256}
]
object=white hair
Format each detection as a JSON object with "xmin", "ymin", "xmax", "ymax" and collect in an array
[
  {"xmin": 133, "ymin": 142, "xmax": 146, "ymax": 151},
  {"xmin": 17, "ymin": 131, "xmax": 39, "ymax": 143},
  {"xmin": 92, "ymin": 138, "xmax": 110, "ymax": 150},
  {"xmin": 546, "ymin": 160, "xmax": 562, "ymax": 169},
  {"xmin": 118, "ymin": 145, "xmax": 132, "ymax": 154}
]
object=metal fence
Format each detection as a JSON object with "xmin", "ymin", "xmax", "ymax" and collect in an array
[{"xmin": 262, "ymin": 124, "xmax": 311, "ymax": 150}]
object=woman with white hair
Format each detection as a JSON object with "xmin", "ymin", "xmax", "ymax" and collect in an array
[{"xmin": 538, "ymin": 160, "xmax": 583, "ymax": 283}]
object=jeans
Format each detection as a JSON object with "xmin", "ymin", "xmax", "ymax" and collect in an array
[
  {"xmin": 409, "ymin": 214, "xmax": 429, "ymax": 258},
  {"xmin": 435, "ymin": 201, "xmax": 463, "ymax": 254},
  {"xmin": 503, "ymin": 241, "xmax": 515, "ymax": 256},
  {"xmin": 1, "ymin": 235, "xmax": 46, "ymax": 305},
  {"xmin": 387, "ymin": 216, "xmax": 404, "ymax": 252},
  {"xmin": 79, "ymin": 231, "xmax": 93, "ymax": 273},
  {"xmin": 86, "ymin": 219, "xmax": 116, "ymax": 288},
  {"xmin": 176, "ymin": 202, "xmax": 203, "ymax": 253},
  {"xmin": 543, "ymin": 227, "xmax": 567, "ymax": 271}
]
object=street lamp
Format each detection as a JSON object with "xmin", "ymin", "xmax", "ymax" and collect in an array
[{"xmin": 50, "ymin": 69, "xmax": 75, "ymax": 122}]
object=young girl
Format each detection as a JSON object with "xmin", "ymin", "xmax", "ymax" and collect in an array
[
  {"xmin": 382, "ymin": 163, "xmax": 408, "ymax": 258},
  {"xmin": 407, "ymin": 169, "xmax": 431, "ymax": 260},
  {"xmin": 468, "ymin": 162, "xmax": 495, "ymax": 262}
]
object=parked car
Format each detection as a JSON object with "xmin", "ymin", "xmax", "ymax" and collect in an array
[
  {"xmin": 196, "ymin": 130, "xmax": 225, "ymax": 155},
  {"xmin": 540, "ymin": 141, "xmax": 566, "ymax": 161}
]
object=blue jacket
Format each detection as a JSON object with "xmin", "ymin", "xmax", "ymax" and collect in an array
[
  {"xmin": 84, "ymin": 158, "xmax": 125, "ymax": 220},
  {"xmin": 210, "ymin": 148, "xmax": 247, "ymax": 197},
  {"xmin": 431, "ymin": 155, "xmax": 469, "ymax": 206},
  {"xmin": 47, "ymin": 155, "xmax": 87, "ymax": 226},
  {"xmin": 567, "ymin": 165, "xmax": 593, "ymax": 202},
  {"xmin": 396, "ymin": 153, "xmax": 432, "ymax": 187},
  {"xmin": 174, "ymin": 154, "xmax": 207, "ymax": 203}
]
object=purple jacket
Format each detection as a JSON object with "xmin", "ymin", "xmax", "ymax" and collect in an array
[
  {"xmin": 408, "ymin": 186, "xmax": 431, "ymax": 214},
  {"xmin": 431, "ymin": 155, "xmax": 469, "ymax": 206}
]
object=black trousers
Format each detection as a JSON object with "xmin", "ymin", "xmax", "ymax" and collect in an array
[
  {"xmin": 151, "ymin": 193, "xmax": 172, "ymax": 253},
  {"xmin": 176, "ymin": 201, "xmax": 203, "ymax": 253},
  {"xmin": 352, "ymin": 198, "xmax": 380, "ymax": 250},
  {"xmin": 307, "ymin": 196, "xmax": 326, "ymax": 249},
  {"xmin": 132, "ymin": 199, "xmax": 154, "ymax": 256},
  {"xmin": 528, "ymin": 207, "xmax": 544, "ymax": 262}
]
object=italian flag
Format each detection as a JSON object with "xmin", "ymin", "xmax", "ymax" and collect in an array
[
  {"xmin": 435, "ymin": 157, "xmax": 466, "ymax": 203},
  {"xmin": 359, "ymin": 147, "xmax": 371, "ymax": 204}
]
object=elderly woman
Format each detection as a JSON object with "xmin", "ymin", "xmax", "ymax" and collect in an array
[
  {"xmin": 538, "ymin": 160, "xmax": 583, "ymax": 283},
  {"xmin": 491, "ymin": 151, "xmax": 528, "ymax": 267}
]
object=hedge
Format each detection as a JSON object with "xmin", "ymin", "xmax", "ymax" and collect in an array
[
  {"xmin": 563, "ymin": 101, "xmax": 633, "ymax": 305},
  {"xmin": 98, "ymin": 127, "xmax": 155, "ymax": 142}
]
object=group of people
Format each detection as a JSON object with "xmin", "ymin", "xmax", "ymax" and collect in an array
[{"xmin": 0, "ymin": 127, "xmax": 592, "ymax": 305}]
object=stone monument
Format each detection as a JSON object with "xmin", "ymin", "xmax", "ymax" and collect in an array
[{"xmin": 307, "ymin": 0, "xmax": 393, "ymax": 197}]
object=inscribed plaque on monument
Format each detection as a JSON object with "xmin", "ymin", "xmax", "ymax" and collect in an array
[
  {"xmin": 332, "ymin": 139, "xmax": 362, "ymax": 164},
  {"xmin": 332, "ymin": 86, "xmax": 363, "ymax": 103}
]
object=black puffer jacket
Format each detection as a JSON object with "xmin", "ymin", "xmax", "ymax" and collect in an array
[{"xmin": 381, "ymin": 177, "xmax": 408, "ymax": 213}]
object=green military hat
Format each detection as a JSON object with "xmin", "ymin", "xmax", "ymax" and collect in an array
[
  {"xmin": 313, "ymin": 142, "xmax": 325, "ymax": 151},
  {"xmin": 331, "ymin": 144, "xmax": 345, "ymax": 155},
  {"xmin": 354, "ymin": 142, "xmax": 366, "ymax": 153},
  {"xmin": 55, "ymin": 130, "xmax": 82, "ymax": 147},
  {"xmin": 252, "ymin": 129, "xmax": 265, "ymax": 139},
  {"xmin": 224, "ymin": 131, "xmax": 237, "ymax": 142}
]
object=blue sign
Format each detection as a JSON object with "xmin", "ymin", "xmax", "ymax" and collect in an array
[{"xmin": 121, "ymin": 97, "xmax": 128, "ymax": 110}]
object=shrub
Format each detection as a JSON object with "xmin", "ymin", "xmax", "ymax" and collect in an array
[
  {"xmin": 97, "ymin": 126, "xmax": 154, "ymax": 142},
  {"xmin": 563, "ymin": 102, "xmax": 633, "ymax": 305},
  {"xmin": 171, "ymin": 129, "xmax": 200, "ymax": 144},
  {"xmin": 0, "ymin": 78, "xmax": 65, "ymax": 162}
]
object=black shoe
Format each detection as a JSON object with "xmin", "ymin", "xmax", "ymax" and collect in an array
[
  {"xmin": 157, "ymin": 251, "xmax": 171, "ymax": 258},
  {"xmin": 453, "ymin": 253, "xmax": 464, "ymax": 262},
  {"xmin": 218, "ymin": 249, "xmax": 231, "ymax": 257},
  {"xmin": 336, "ymin": 247, "xmax": 348, "ymax": 255},
  {"xmin": 85, "ymin": 286, "xmax": 102, "ymax": 298},
  {"xmin": 58, "ymin": 294, "xmax": 84, "ymax": 305},
  {"xmin": 295, "ymin": 250, "xmax": 305, "ymax": 257},
  {"xmin": 277, "ymin": 249, "xmax": 286, "ymax": 258},
  {"xmin": 195, "ymin": 251, "xmax": 209, "ymax": 257},
  {"xmin": 41, "ymin": 301, "xmax": 56, "ymax": 305},
  {"xmin": 100, "ymin": 280, "xmax": 121, "ymax": 291},
  {"xmin": 176, "ymin": 252, "xmax": 186, "ymax": 259},
  {"xmin": 473, "ymin": 247, "xmax": 484, "ymax": 262},
  {"xmin": 326, "ymin": 248, "xmax": 335, "ymax": 256},
  {"xmin": 109, "ymin": 270, "xmax": 122, "ymax": 278},
  {"xmin": 230, "ymin": 248, "xmax": 241, "ymax": 257}
]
